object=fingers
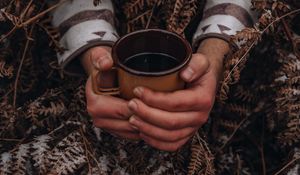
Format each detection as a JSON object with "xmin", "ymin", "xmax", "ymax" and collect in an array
[
  {"xmin": 140, "ymin": 133, "xmax": 191, "ymax": 152},
  {"xmin": 88, "ymin": 46, "xmax": 114, "ymax": 71},
  {"xmin": 128, "ymin": 99, "xmax": 208, "ymax": 130},
  {"xmin": 133, "ymin": 86, "xmax": 215, "ymax": 112},
  {"xmin": 86, "ymin": 77, "xmax": 132, "ymax": 120},
  {"xmin": 180, "ymin": 53, "xmax": 209, "ymax": 83},
  {"xmin": 93, "ymin": 118, "xmax": 137, "ymax": 132},
  {"xmin": 129, "ymin": 116, "xmax": 197, "ymax": 142}
]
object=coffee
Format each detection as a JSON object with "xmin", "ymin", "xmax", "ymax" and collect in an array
[{"xmin": 123, "ymin": 53, "xmax": 180, "ymax": 72}]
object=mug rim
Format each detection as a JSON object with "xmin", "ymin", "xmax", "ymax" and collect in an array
[{"xmin": 112, "ymin": 29, "xmax": 192, "ymax": 77}]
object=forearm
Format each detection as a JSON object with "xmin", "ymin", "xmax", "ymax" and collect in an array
[
  {"xmin": 51, "ymin": 0, "xmax": 117, "ymax": 75},
  {"xmin": 192, "ymin": 0, "xmax": 256, "ymax": 79}
]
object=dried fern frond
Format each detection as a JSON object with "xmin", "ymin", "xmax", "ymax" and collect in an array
[
  {"xmin": 11, "ymin": 143, "xmax": 31, "ymax": 175},
  {"xmin": 167, "ymin": 0, "xmax": 198, "ymax": 34},
  {"xmin": 47, "ymin": 131, "xmax": 87, "ymax": 175},
  {"xmin": 0, "ymin": 152, "xmax": 12, "ymax": 174},
  {"xmin": 188, "ymin": 134, "xmax": 215, "ymax": 175},
  {"xmin": 31, "ymin": 135, "xmax": 52, "ymax": 174},
  {"xmin": 0, "ymin": 58, "xmax": 13, "ymax": 79},
  {"xmin": 277, "ymin": 117, "xmax": 300, "ymax": 146},
  {"xmin": 38, "ymin": 16, "xmax": 65, "ymax": 54}
]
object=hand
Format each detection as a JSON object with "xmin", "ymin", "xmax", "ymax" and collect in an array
[
  {"xmin": 82, "ymin": 47, "xmax": 140, "ymax": 140},
  {"xmin": 127, "ymin": 38, "xmax": 229, "ymax": 151}
]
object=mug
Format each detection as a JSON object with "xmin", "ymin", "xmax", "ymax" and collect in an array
[{"xmin": 91, "ymin": 29, "xmax": 192, "ymax": 100}]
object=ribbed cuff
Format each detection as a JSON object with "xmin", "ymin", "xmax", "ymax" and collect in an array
[{"xmin": 192, "ymin": 33, "xmax": 238, "ymax": 51}]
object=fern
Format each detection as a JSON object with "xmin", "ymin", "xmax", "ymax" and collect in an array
[
  {"xmin": 0, "ymin": 152, "xmax": 12, "ymax": 175},
  {"xmin": 38, "ymin": 16, "xmax": 65, "ymax": 54},
  {"xmin": 11, "ymin": 143, "xmax": 31, "ymax": 175},
  {"xmin": 31, "ymin": 135, "xmax": 52, "ymax": 174},
  {"xmin": 47, "ymin": 131, "xmax": 87, "ymax": 175},
  {"xmin": 278, "ymin": 117, "xmax": 300, "ymax": 146},
  {"xmin": 0, "ymin": 60, "xmax": 13, "ymax": 79},
  {"xmin": 188, "ymin": 134, "xmax": 215, "ymax": 175},
  {"xmin": 167, "ymin": 0, "xmax": 198, "ymax": 34}
]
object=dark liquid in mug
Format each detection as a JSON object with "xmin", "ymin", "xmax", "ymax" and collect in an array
[{"xmin": 124, "ymin": 53, "xmax": 180, "ymax": 72}]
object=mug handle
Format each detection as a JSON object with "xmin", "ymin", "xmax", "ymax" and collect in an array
[{"xmin": 91, "ymin": 67, "xmax": 120, "ymax": 96}]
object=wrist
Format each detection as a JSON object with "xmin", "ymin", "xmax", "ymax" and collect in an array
[{"xmin": 196, "ymin": 38, "xmax": 230, "ymax": 78}]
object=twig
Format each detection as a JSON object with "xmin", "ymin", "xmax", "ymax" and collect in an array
[
  {"xmin": 0, "ymin": 26, "xmax": 17, "ymax": 43},
  {"xmin": 21, "ymin": 0, "xmax": 68, "ymax": 27},
  {"xmin": 215, "ymin": 116, "xmax": 249, "ymax": 155},
  {"xmin": 273, "ymin": 157, "xmax": 300, "ymax": 175},
  {"xmin": 9, "ymin": 138, "xmax": 27, "ymax": 152},
  {"xmin": 79, "ymin": 127, "xmax": 92, "ymax": 174},
  {"xmin": 79, "ymin": 126, "xmax": 103, "ymax": 174},
  {"xmin": 260, "ymin": 117, "xmax": 266, "ymax": 175},
  {"xmin": 13, "ymin": 25, "xmax": 34, "ymax": 108},
  {"xmin": 145, "ymin": 1, "xmax": 158, "ymax": 29},
  {"xmin": 19, "ymin": 0, "xmax": 34, "ymax": 22},
  {"xmin": 0, "ymin": 88, "xmax": 13, "ymax": 101}
]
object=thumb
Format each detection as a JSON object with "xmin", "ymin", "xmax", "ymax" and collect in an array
[
  {"xmin": 89, "ymin": 46, "xmax": 114, "ymax": 71},
  {"xmin": 180, "ymin": 53, "xmax": 209, "ymax": 83}
]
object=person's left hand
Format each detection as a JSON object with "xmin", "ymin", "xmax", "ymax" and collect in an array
[{"xmin": 128, "ymin": 38, "xmax": 228, "ymax": 151}]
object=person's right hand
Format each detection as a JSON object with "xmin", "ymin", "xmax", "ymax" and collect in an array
[{"xmin": 82, "ymin": 46, "xmax": 140, "ymax": 140}]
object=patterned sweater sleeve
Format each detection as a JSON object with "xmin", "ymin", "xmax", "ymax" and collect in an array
[
  {"xmin": 193, "ymin": 0, "xmax": 257, "ymax": 48},
  {"xmin": 51, "ymin": 0, "xmax": 118, "ymax": 71}
]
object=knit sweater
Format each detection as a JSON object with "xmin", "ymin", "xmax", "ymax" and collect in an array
[{"xmin": 51, "ymin": 0, "xmax": 256, "ymax": 72}]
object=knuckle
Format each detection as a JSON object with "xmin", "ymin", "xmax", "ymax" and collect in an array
[
  {"xmin": 193, "ymin": 53, "xmax": 204, "ymax": 59},
  {"xmin": 169, "ymin": 100, "xmax": 185, "ymax": 110},
  {"xmin": 167, "ymin": 118, "xmax": 179, "ymax": 129},
  {"xmin": 138, "ymin": 104, "xmax": 150, "ymax": 117},
  {"xmin": 140, "ymin": 90, "xmax": 150, "ymax": 102},
  {"xmin": 140, "ymin": 89, "xmax": 156, "ymax": 105},
  {"xmin": 194, "ymin": 53, "xmax": 209, "ymax": 68},
  {"xmin": 188, "ymin": 95, "xmax": 205, "ymax": 110},
  {"xmin": 115, "ymin": 106, "xmax": 129, "ymax": 119},
  {"xmin": 202, "ymin": 95, "xmax": 214, "ymax": 110},
  {"xmin": 195, "ymin": 94, "xmax": 214, "ymax": 110}
]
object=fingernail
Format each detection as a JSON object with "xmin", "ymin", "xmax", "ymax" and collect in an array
[
  {"xmin": 92, "ymin": 54, "xmax": 109, "ymax": 69},
  {"xmin": 129, "ymin": 116, "xmax": 137, "ymax": 124},
  {"xmin": 182, "ymin": 66, "xmax": 194, "ymax": 81},
  {"xmin": 100, "ymin": 57, "xmax": 111, "ymax": 68},
  {"xmin": 133, "ymin": 87, "xmax": 143, "ymax": 98},
  {"xmin": 129, "ymin": 116, "xmax": 140, "ymax": 130},
  {"xmin": 128, "ymin": 100, "xmax": 138, "ymax": 111},
  {"xmin": 131, "ymin": 125, "xmax": 139, "ymax": 131}
]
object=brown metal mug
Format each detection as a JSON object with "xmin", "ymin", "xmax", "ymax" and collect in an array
[{"xmin": 91, "ymin": 29, "xmax": 192, "ymax": 100}]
